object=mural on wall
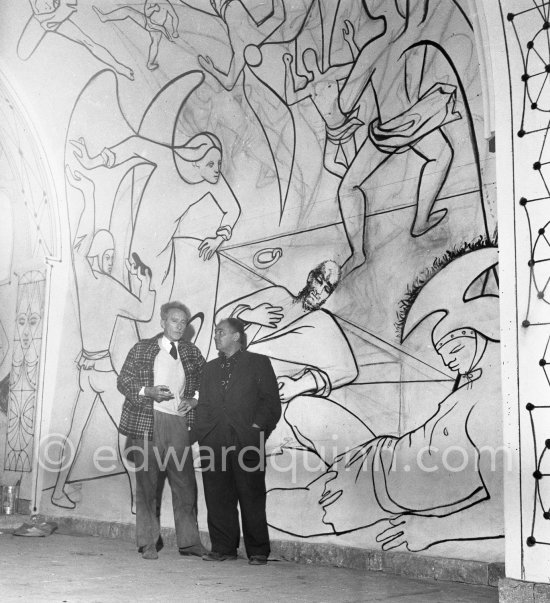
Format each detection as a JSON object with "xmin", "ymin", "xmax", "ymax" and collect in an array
[
  {"xmin": 501, "ymin": 0, "xmax": 550, "ymax": 573},
  {"xmin": 50, "ymin": 165, "xmax": 156, "ymax": 510},
  {"xmin": 92, "ymin": 1, "xmax": 182, "ymax": 72},
  {"xmin": 331, "ymin": 1, "xmax": 470, "ymax": 277},
  {"xmin": 0, "ymin": 74, "xmax": 59, "ymax": 270},
  {"xmin": 67, "ymin": 69, "xmax": 241, "ymax": 356},
  {"xmin": 0, "ymin": 70, "xmax": 60, "ymax": 496},
  {"xmin": 5, "ymin": 0, "xmax": 500, "ymax": 557},
  {"xmin": 267, "ymin": 245, "xmax": 503, "ymax": 551},
  {"xmin": 5, "ymin": 270, "xmax": 46, "ymax": 472},
  {"xmin": 18, "ymin": 0, "xmax": 134, "ymax": 80}
]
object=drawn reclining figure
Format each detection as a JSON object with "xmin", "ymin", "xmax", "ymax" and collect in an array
[{"xmin": 267, "ymin": 247, "xmax": 503, "ymax": 552}]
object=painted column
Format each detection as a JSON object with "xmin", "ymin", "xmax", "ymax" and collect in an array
[{"xmin": 491, "ymin": 0, "xmax": 550, "ymax": 587}]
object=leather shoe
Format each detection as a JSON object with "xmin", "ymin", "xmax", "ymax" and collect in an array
[
  {"xmin": 202, "ymin": 551, "xmax": 238, "ymax": 561},
  {"xmin": 138, "ymin": 535, "xmax": 163, "ymax": 554},
  {"xmin": 179, "ymin": 544, "xmax": 208, "ymax": 557},
  {"xmin": 141, "ymin": 545, "xmax": 158, "ymax": 560},
  {"xmin": 248, "ymin": 555, "xmax": 268, "ymax": 565}
]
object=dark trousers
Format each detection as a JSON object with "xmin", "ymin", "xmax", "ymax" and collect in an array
[
  {"xmin": 130, "ymin": 411, "xmax": 201, "ymax": 549},
  {"xmin": 201, "ymin": 427, "xmax": 270, "ymax": 558}
]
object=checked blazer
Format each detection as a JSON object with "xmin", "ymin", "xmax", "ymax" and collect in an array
[{"xmin": 117, "ymin": 333, "xmax": 205, "ymax": 440}]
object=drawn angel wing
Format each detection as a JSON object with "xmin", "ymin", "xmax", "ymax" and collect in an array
[
  {"xmin": 137, "ymin": 70, "xmax": 205, "ymax": 144},
  {"xmin": 243, "ymin": 67, "xmax": 296, "ymax": 220}
]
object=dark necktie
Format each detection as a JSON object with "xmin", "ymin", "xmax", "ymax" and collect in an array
[{"xmin": 170, "ymin": 342, "xmax": 178, "ymax": 360}]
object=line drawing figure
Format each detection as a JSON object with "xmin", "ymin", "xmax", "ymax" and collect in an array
[
  {"xmin": 70, "ymin": 71, "xmax": 241, "ymax": 355},
  {"xmin": 196, "ymin": 0, "xmax": 300, "ymax": 218},
  {"xmin": 50, "ymin": 166, "xmax": 156, "ymax": 511},
  {"xmin": 336, "ymin": 0, "xmax": 464, "ymax": 277},
  {"xmin": 266, "ymin": 247, "xmax": 503, "ymax": 551},
  {"xmin": 198, "ymin": 0, "xmax": 286, "ymax": 91},
  {"xmin": 182, "ymin": 77, "xmax": 279, "ymax": 196},
  {"xmin": 215, "ymin": 260, "xmax": 358, "ymax": 453},
  {"xmin": 17, "ymin": 0, "xmax": 134, "ymax": 80},
  {"xmin": 5, "ymin": 270, "xmax": 45, "ymax": 472},
  {"xmin": 93, "ymin": 0, "xmax": 182, "ymax": 71},
  {"xmin": 282, "ymin": 27, "xmax": 362, "ymax": 178}
]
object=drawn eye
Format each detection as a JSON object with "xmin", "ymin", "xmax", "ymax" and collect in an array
[{"xmin": 207, "ymin": 162, "xmax": 214, "ymax": 168}]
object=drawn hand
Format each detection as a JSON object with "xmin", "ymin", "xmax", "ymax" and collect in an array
[
  {"xmin": 127, "ymin": 252, "xmax": 152, "ymax": 284},
  {"xmin": 277, "ymin": 375, "xmax": 309, "ymax": 403},
  {"xmin": 145, "ymin": 3, "xmax": 161, "ymax": 15},
  {"xmin": 146, "ymin": 385, "xmax": 174, "ymax": 402},
  {"xmin": 198, "ymin": 55, "xmax": 215, "ymax": 73},
  {"xmin": 70, "ymin": 137, "xmax": 101, "ymax": 170},
  {"xmin": 178, "ymin": 397, "xmax": 198, "ymax": 413},
  {"xmin": 318, "ymin": 470, "xmax": 340, "ymax": 507},
  {"xmin": 283, "ymin": 53, "xmax": 293, "ymax": 67},
  {"xmin": 125, "ymin": 257, "xmax": 138, "ymax": 278},
  {"xmin": 239, "ymin": 303, "xmax": 283, "ymax": 328},
  {"xmin": 376, "ymin": 515, "xmax": 436, "ymax": 552},
  {"xmin": 65, "ymin": 164, "xmax": 95, "ymax": 196},
  {"xmin": 198, "ymin": 236, "xmax": 222, "ymax": 260},
  {"xmin": 342, "ymin": 19, "xmax": 355, "ymax": 44},
  {"xmin": 317, "ymin": 443, "xmax": 388, "ymax": 534}
]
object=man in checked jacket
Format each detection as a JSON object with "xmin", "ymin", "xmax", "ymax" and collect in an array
[{"xmin": 117, "ymin": 301, "xmax": 206, "ymax": 560}]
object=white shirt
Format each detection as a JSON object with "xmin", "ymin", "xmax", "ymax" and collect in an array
[
  {"xmin": 154, "ymin": 336, "xmax": 186, "ymax": 416},
  {"xmin": 139, "ymin": 337, "xmax": 199, "ymax": 415}
]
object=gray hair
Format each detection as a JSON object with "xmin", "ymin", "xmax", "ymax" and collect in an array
[{"xmin": 160, "ymin": 301, "xmax": 190, "ymax": 321}]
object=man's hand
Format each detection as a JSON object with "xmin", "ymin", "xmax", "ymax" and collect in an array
[
  {"xmin": 178, "ymin": 397, "xmax": 198, "ymax": 414},
  {"xmin": 239, "ymin": 303, "xmax": 284, "ymax": 328},
  {"xmin": 145, "ymin": 385, "xmax": 174, "ymax": 402}
]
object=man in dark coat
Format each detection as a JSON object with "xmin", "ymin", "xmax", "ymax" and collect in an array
[{"xmin": 195, "ymin": 318, "xmax": 281, "ymax": 565}]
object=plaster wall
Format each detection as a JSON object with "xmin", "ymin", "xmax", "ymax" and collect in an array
[
  {"xmin": 492, "ymin": 0, "xmax": 550, "ymax": 585},
  {"xmin": 0, "ymin": 0, "xmax": 503, "ymax": 563}
]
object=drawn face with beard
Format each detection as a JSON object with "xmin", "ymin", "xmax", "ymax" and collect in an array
[{"xmin": 297, "ymin": 261, "xmax": 340, "ymax": 311}]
